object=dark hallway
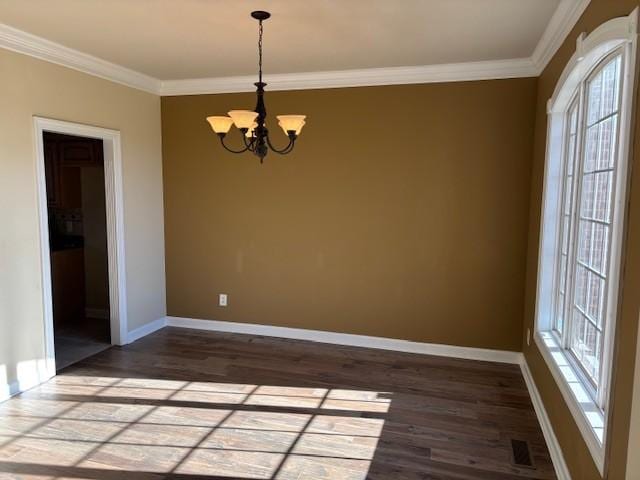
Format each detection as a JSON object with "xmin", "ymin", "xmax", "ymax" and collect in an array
[{"xmin": 43, "ymin": 132, "xmax": 111, "ymax": 370}]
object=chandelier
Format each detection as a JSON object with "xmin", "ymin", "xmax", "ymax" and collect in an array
[{"xmin": 206, "ymin": 11, "xmax": 306, "ymax": 164}]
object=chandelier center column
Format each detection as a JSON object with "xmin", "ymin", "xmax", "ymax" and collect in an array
[{"xmin": 254, "ymin": 81, "xmax": 268, "ymax": 162}]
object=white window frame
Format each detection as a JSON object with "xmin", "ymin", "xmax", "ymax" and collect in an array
[{"xmin": 534, "ymin": 9, "xmax": 638, "ymax": 475}]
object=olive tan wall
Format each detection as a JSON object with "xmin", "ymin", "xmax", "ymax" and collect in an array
[
  {"xmin": 522, "ymin": 1, "xmax": 640, "ymax": 478},
  {"xmin": 627, "ymin": 320, "xmax": 640, "ymax": 478},
  {"xmin": 161, "ymin": 79, "xmax": 537, "ymax": 352}
]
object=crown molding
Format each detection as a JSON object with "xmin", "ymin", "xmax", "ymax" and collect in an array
[
  {"xmin": 0, "ymin": 23, "xmax": 159, "ymax": 94},
  {"xmin": 158, "ymin": 58, "xmax": 537, "ymax": 96},
  {"xmin": 532, "ymin": 0, "xmax": 592, "ymax": 75},
  {"xmin": 0, "ymin": 1, "xmax": 590, "ymax": 96}
]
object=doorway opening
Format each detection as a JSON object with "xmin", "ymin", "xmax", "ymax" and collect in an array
[
  {"xmin": 35, "ymin": 117, "xmax": 128, "ymax": 379},
  {"xmin": 44, "ymin": 132, "xmax": 111, "ymax": 369}
]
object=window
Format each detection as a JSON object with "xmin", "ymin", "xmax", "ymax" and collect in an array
[
  {"xmin": 553, "ymin": 99, "xmax": 578, "ymax": 338},
  {"xmin": 554, "ymin": 53, "xmax": 622, "ymax": 393},
  {"xmin": 534, "ymin": 9, "xmax": 637, "ymax": 475}
]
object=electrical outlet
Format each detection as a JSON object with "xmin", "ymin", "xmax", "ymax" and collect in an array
[
  {"xmin": 526, "ymin": 328, "xmax": 531, "ymax": 346},
  {"xmin": 219, "ymin": 293, "xmax": 228, "ymax": 307}
]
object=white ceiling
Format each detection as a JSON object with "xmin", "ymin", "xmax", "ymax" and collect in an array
[{"xmin": 0, "ymin": 0, "xmax": 562, "ymax": 81}]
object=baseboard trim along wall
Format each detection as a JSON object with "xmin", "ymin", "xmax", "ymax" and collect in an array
[
  {"xmin": 520, "ymin": 358, "xmax": 571, "ymax": 480},
  {"xmin": 164, "ymin": 316, "xmax": 522, "ymax": 364},
  {"xmin": 0, "ymin": 358, "xmax": 53, "ymax": 403},
  {"xmin": 1, "ymin": 317, "xmax": 166, "ymax": 403},
  {"xmin": 126, "ymin": 316, "xmax": 167, "ymax": 344}
]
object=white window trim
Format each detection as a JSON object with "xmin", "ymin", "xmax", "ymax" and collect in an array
[{"xmin": 534, "ymin": 8, "xmax": 638, "ymax": 475}]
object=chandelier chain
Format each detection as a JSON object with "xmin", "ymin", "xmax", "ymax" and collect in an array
[{"xmin": 258, "ymin": 20, "xmax": 263, "ymax": 83}]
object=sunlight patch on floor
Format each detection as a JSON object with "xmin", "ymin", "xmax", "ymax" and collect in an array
[{"xmin": 0, "ymin": 374, "xmax": 390, "ymax": 479}]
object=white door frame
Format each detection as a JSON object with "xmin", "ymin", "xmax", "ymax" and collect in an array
[{"xmin": 33, "ymin": 116, "xmax": 128, "ymax": 378}]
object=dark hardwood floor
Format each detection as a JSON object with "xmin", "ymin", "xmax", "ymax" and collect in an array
[{"xmin": 0, "ymin": 327, "xmax": 556, "ymax": 479}]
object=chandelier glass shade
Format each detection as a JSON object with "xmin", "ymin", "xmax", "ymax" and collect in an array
[{"xmin": 206, "ymin": 11, "xmax": 306, "ymax": 163}]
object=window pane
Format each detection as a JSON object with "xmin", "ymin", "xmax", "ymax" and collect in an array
[
  {"xmin": 584, "ymin": 116, "xmax": 618, "ymax": 172},
  {"xmin": 570, "ymin": 309, "xmax": 586, "ymax": 362},
  {"xmin": 562, "ymin": 215, "xmax": 570, "ymax": 253},
  {"xmin": 564, "ymin": 174, "xmax": 574, "ymax": 214},
  {"xmin": 596, "ymin": 171, "xmax": 613, "ymax": 222},
  {"xmin": 586, "ymin": 270, "xmax": 605, "ymax": 326},
  {"xmin": 598, "ymin": 116, "xmax": 617, "ymax": 171},
  {"xmin": 587, "ymin": 71, "xmax": 603, "ymax": 125},
  {"xmin": 568, "ymin": 136, "xmax": 577, "ymax": 175},
  {"xmin": 554, "ymin": 100, "xmax": 579, "ymax": 335},
  {"xmin": 570, "ymin": 309, "xmax": 601, "ymax": 382},
  {"xmin": 567, "ymin": 53, "xmax": 622, "ymax": 388},
  {"xmin": 570, "ymin": 107, "xmax": 579, "ymax": 134},
  {"xmin": 577, "ymin": 220, "xmax": 592, "ymax": 265},
  {"xmin": 578, "ymin": 220, "xmax": 609, "ymax": 275},
  {"xmin": 556, "ymin": 292, "xmax": 565, "ymax": 334},
  {"xmin": 584, "ymin": 126, "xmax": 599, "ymax": 172},
  {"xmin": 580, "ymin": 171, "xmax": 613, "ymax": 222},
  {"xmin": 574, "ymin": 264, "xmax": 589, "ymax": 312},
  {"xmin": 591, "ymin": 223, "xmax": 609, "ymax": 274},
  {"xmin": 600, "ymin": 56, "xmax": 621, "ymax": 119},
  {"xmin": 587, "ymin": 55, "xmax": 621, "ymax": 125}
]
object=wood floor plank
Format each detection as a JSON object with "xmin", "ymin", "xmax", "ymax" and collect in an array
[{"xmin": 0, "ymin": 328, "xmax": 556, "ymax": 479}]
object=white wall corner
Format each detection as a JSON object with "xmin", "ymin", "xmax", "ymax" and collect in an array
[
  {"xmin": 158, "ymin": 59, "xmax": 537, "ymax": 96},
  {"xmin": 1, "ymin": 316, "xmax": 167, "ymax": 403},
  {"xmin": 629, "ymin": 7, "xmax": 639, "ymax": 36},
  {"xmin": 0, "ymin": 23, "xmax": 159, "ymax": 94},
  {"xmin": 126, "ymin": 317, "xmax": 167, "ymax": 344},
  {"xmin": 0, "ymin": 380, "xmax": 20, "ymax": 404},
  {"xmin": 532, "ymin": 0, "xmax": 592, "ymax": 75},
  {"xmin": 0, "ymin": 358, "xmax": 53, "ymax": 404},
  {"xmin": 520, "ymin": 356, "xmax": 572, "ymax": 480}
]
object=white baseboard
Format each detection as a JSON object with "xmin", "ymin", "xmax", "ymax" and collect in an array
[
  {"xmin": 1, "ymin": 317, "xmax": 165, "ymax": 403},
  {"xmin": 126, "ymin": 317, "xmax": 167, "ymax": 344},
  {"xmin": 0, "ymin": 358, "xmax": 54, "ymax": 404},
  {"xmin": 0, "ymin": 380, "xmax": 20, "ymax": 403},
  {"xmin": 85, "ymin": 308, "xmax": 109, "ymax": 320},
  {"xmin": 164, "ymin": 316, "xmax": 522, "ymax": 364},
  {"xmin": 520, "ymin": 357, "xmax": 571, "ymax": 480}
]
